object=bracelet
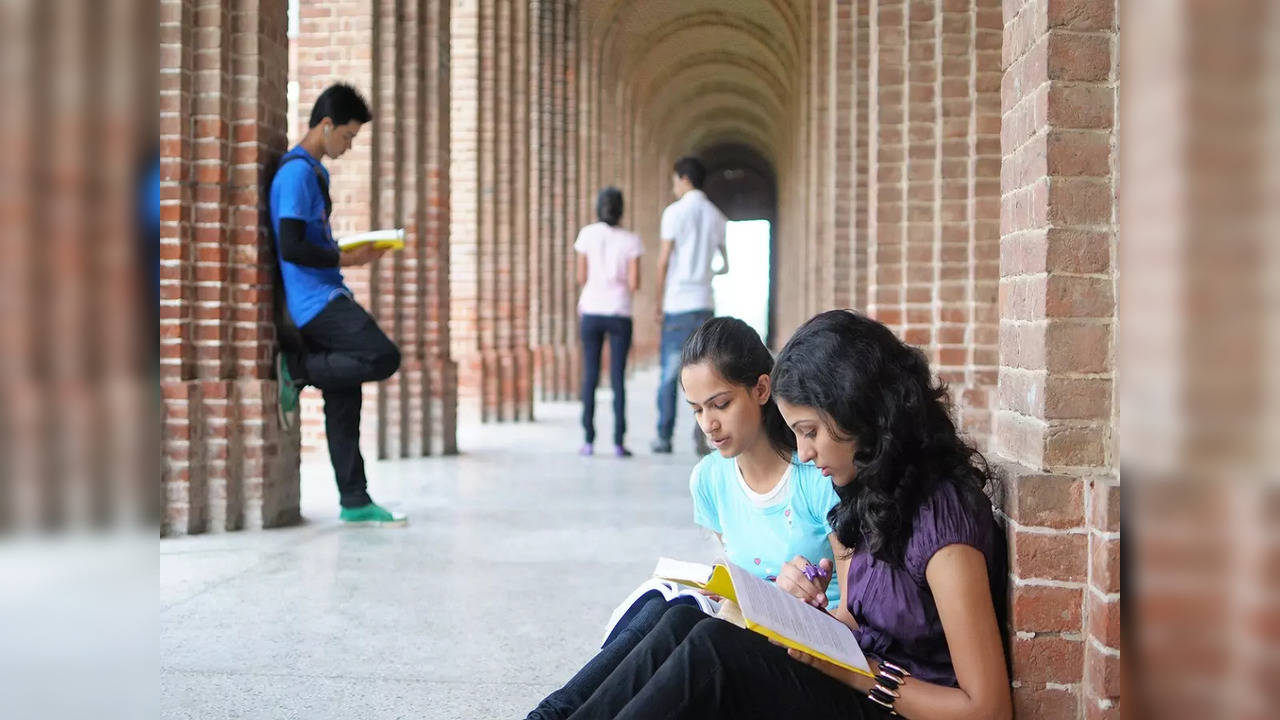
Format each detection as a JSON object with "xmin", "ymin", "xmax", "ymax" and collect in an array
[
  {"xmin": 880, "ymin": 660, "xmax": 912, "ymax": 680},
  {"xmin": 866, "ymin": 660, "xmax": 911, "ymax": 715},
  {"xmin": 865, "ymin": 691, "xmax": 896, "ymax": 714}
]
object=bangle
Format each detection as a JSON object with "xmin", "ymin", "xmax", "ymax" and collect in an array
[
  {"xmin": 866, "ymin": 659, "xmax": 910, "ymax": 715},
  {"xmin": 865, "ymin": 692, "xmax": 896, "ymax": 714},
  {"xmin": 871, "ymin": 683, "xmax": 901, "ymax": 700},
  {"xmin": 880, "ymin": 660, "xmax": 912, "ymax": 679}
]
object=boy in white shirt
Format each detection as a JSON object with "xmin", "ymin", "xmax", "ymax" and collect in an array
[{"xmin": 651, "ymin": 156, "xmax": 728, "ymax": 455}]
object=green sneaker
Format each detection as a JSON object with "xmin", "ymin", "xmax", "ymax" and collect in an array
[
  {"xmin": 275, "ymin": 351, "xmax": 300, "ymax": 430},
  {"xmin": 339, "ymin": 503, "xmax": 408, "ymax": 527}
]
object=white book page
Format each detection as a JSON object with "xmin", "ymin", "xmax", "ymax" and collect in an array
[
  {"xmin": 726, "ymin": 561, "xmax": 871, "ymax": 674},
  {"xmin": 652, "ymin": 557, "xmax": 714, "ymax": 587}
]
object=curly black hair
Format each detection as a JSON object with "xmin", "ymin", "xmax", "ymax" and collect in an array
[
  {"xmin": 681, "ymin": 316, "xmax": 796, "ymax": 460},
  {"xmin": 771, "ymin": 310, "xmax": 996, "ymax": 566}
]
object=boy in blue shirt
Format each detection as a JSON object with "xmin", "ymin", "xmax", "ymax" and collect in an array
[{"xmin": 270, "ymin": 84, "xmax": 404, "ymax": 526}]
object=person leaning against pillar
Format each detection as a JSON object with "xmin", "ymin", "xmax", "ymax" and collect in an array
[{"xmin": 269, "ymin": 83, "xmax": 406, "ymax": 527}]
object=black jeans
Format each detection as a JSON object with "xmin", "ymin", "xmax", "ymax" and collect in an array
[
  {"xmin": 294, "ymin": 294, "xmax": 401, "ymax": 508},
  {"xmin": 526, "ymin": 595, "xmax": 672, "ymax": 720},
  {"xmin": 566, "ymin": 605, "xmax": 889, "ymax": 720},
  {"xmin": 580, "ymin": 314, "xmax": 633, "ymax": 446}
]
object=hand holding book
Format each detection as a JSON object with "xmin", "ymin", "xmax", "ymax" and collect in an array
[{"xmin": 338, "ymin": 228, "xmax": 406, "ymax": 252}]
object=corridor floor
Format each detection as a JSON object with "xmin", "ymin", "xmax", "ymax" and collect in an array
[{"xmin": 160, "ymin": 368, "xmax": 718, "ymax": 719}]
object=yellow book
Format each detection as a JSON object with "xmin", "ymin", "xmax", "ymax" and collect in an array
[
  {"xmin": 653, "ymin": 557, "xmax": 874, "ymax": 678},
  {"xmin": 338, "ymin": 228, "xmax": 406, "ymax": 252}
]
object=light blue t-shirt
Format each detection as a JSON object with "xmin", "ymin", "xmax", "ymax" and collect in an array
[
  {"xmin": 269, "ymin": 145, "xmax": 350, "ymax": 327},
  {"xmin": 690, "ymin": 452, "xmax": 844, "ymax": 609}
]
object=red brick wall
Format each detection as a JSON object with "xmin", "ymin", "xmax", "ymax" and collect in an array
[
  {"xmin": 160, "ymin": 0, "xmax": 296, "ymax": 535},
  {"xmin": 998, "ymin": 0, "xmax": 1119, "ymax": 716}
]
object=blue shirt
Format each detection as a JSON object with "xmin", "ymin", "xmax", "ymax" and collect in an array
[
  {"xmin": 690, "ymin": 452, "xmax": 844, "ymax": 609},
  {"xmin": 269, "ymin": 145, "xmax": 349, "ymax": 327}
]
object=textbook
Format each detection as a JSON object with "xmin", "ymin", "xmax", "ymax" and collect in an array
[
  {"xmin": 338, "ymin": 228, "xmax": 405, "ymax": 252},
  {"xmin": 600, "ymin": 575, "xmax": 721, "ymax": 647},
  {"xmin": 653, "ymin": 556, "xmax": 875, "ymax": 678}
]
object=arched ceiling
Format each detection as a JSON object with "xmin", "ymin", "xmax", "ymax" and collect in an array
[{"xmin": 583, "ymin": 0, "xmax": 802, "ymax": 171}]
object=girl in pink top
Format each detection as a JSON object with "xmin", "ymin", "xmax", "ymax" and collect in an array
[{"xmin": 575, "ymin": 187, "xmax": 644, "ymax": 456}]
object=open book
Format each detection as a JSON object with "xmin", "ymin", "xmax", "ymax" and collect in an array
[
  {"xmin": 338, "ymin": 228, "xmax": 405, "ymax": 252},
  {"xmin": 600, "ymin": 576, "xmax": 720, "ymax": 647},
  {"xmin": 654, "ymin": 557, "xmax": 874, "ymax": 678}
]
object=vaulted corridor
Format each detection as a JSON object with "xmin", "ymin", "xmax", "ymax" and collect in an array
[{"xmin": 161, "ymin": 0, "xmax": 1121, "ymax": 713}]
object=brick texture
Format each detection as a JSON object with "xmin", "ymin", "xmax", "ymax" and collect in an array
[{"xmin": 160, "ymin": 0, "xmax": 296, "ymax": 535}]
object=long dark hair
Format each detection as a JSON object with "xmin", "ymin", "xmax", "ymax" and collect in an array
[
  {"xmin": 681, "ymin": 317, "xmax": 795, "ymax": 460},
  {"xmin": 771, "ymin": 310, "xmax": 995, "ymax": 566}
]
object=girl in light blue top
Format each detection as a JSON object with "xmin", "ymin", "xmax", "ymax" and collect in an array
[
  {"xmin": 683, "ymin": 319, "xmax": 845, "ymax": 609},
  {"xmin": 526, "ymin": 316, "xmax": 847, "ymax": 720}
]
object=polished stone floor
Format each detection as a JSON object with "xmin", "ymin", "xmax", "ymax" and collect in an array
[{"xmin": 161, "ymin": 368, "xmax": 718, "ymax": 719}]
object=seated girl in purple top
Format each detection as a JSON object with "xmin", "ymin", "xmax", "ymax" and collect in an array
[{"xmin": 563, "ymin": 310, "xmax": 1012, "ymax": 720}]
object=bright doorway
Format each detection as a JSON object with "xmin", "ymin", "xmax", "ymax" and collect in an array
[{"xmin": 712, "ymin": 219, "xmax": 772, "ymax": 343}]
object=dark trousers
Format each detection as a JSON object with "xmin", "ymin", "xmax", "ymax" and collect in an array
[
  {"xmin": 580, "ymin": 314, "xmax": 633, "ymax": 446},
  {"xmin": 294, "ymin": 294, "xmax": 401, "ymax": 508},
  {"xmin": 566, "ymin": 605, "xmax": 888, "ymax": 720},
  {"xmin": 526, "ymin": 596, "xmax": 671, "ymax": 720},
  {"xmin": 656, "ymin": 309, "xmax": 714, "ymax": 443}
]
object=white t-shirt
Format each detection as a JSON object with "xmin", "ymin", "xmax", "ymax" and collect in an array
[
  {"xmin": 660, "ymin": 189, "xmax": 727, "ymax": 313},
  {"xmin": 574, "ymin": 222, "xmax": 645, "ymax": 316}
]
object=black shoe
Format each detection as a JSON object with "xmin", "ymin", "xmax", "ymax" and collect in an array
[{"xmin": 650, "ymin": 438, "xmax": 673, "ymax": 454}]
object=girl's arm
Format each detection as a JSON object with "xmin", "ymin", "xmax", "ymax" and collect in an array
[
  {"xmin": 627, "ymin": 256, "xmax": 640, "ymax": 293},
  {"xmin": 826, "ymin": 533, "xmax": 857, "ymax": 629},
  {"xmin": 576, "ymin": 253, "xmax": 588, "ymax": 287},
  {"xmin": 786, "ymin": 544, "xmax": 1011, "ymax": 720}
]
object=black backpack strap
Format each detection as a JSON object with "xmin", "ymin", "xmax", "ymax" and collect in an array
[
  {"xmin": 277, "ymin": 153, "xmax": 332, "ymax": 219},
  {"xmin": 269, "ymin": 153, "xmax": 333, "ymax": 353}
]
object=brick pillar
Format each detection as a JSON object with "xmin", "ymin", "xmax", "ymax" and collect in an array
[
  {"xmin": 997, "ymin": 0, "xmax": 1118, "ymax": 715},
  {"xmin": 867, "ymin": 0, "xmax": 907, "ymax": 334},
  {"xmin": 528, "ymin": 0, "xmax": 548, "ymax": 400},
  {"xmin": 510, "ymin": 0, "xmax": 535, "ymax": 421},
  {"xmin": 425, "ymin": 0, "xmax": 458, "ymax": 454},
  {"xmin": 493, "ymin": 0, "xmax": 516, "ymax": 421},
  {"xmin": 936, "ymin": 0, "xmax": 971, "ymax": 394},
  {"xmin": 1125, "ymin": 3, "xmax": 1274, "ymax": 715},
  {"xmin": 371, "ymin": 0, "xmax": 401, "ymax": 457},
  {"xmin": 478, "ymin": 0, "xmax": 499, "ymax": 420},
  {"xmin": 548, "ymin": 0, "xmax": 570, "ymax": 400},
  {"xmin": 810, "ymin": 0, "xmax": 832, "ymax": 314},
  {"xmin": 830, "ymin": 0, "xmax": 860, "ymax": 311},
  {"xmin": 904, "ymin": 0, "xmax": 938, "ymax": 353},
  {"xmin": 852, "ymin": 0, "xmax": 872, "ymax": 312},
  {"xmin": 160, "ymin": 0, "xmax": 295, "ymax": 535},
  {"xmin": 563, "ymin": 0, "xmax": 582, "ymax": 399},
  {"xmin": 957, "ymin": 0, "xmax": 1002, "ymax": 451}
]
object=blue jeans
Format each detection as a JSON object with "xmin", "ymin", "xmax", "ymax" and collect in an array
[
  {"xmin": 526, "ymin": 595, "xmax": 672, "ymax": 720},
  {"xmin": 655, "ymin": 309, "xmax": 714, "ymax": 443}
]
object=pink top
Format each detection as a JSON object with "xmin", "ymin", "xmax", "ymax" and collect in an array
[{"xmin": 574, "ymin": 222, "xmax": 644, "ymax": 317}]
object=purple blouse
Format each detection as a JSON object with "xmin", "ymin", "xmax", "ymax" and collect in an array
[{"xmin": 844, "ymin": 481, "xmax": 1005, "ymax": 687}]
